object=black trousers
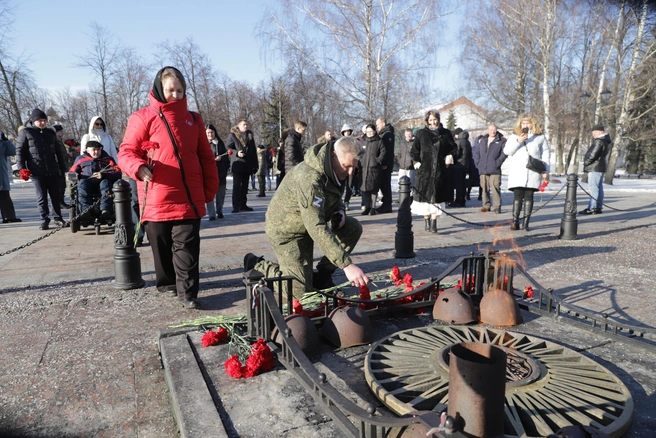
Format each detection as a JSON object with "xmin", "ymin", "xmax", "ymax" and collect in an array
[
  {"xmin": 232, "ymin": 171, "xmax": 251, "ymax": 210},
  {"xmin": 146, "ymin": 219, "xmax": 201, "ymax": 300},
  {"xmin": 32, "ymin": 175, "xmax": 62, "ymax": 223},
  {"xmin": 379, "ymin": 168, "xmax": 393, "ymax": 208},
  {"xmin": 451, "ymin": 164, "xmax": 467, "ymax": 204},
  {"xmin": 0, "ymin": 191, "xmax": 17, "ymax": 220},
  {"xmin": 58, "ymin": 175, "xmax": 67, "ymax": 204}
]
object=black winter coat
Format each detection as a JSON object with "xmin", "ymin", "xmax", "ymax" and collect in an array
[
  {"xmin": 411, "ymin": 126, "xmax": 457, "ymax": 204},
  {"xmin": 455, "ymin": 131, "xmax": 472, "ymax": 167},
  {"xmin": 209, "ymin": 137, "xmax": 230, "ymax": 185},
  {"xmin": 474, "ymin": 132, "xmax": 506, "ymax": 175},
  {"xmin": 378, "ymin": 124, "xmax": 395, "ymax": 169},
  {"xmin": 16, "ymin": 122, "xmax": 67, "ymax": 178},
  {"xmin": 360, "ymin": 133, "xmax": 386, "ymax": 192},
  {"xmin": 226, "ymin": 127, "xmax": 258, "ymax": 175},
  {"xmin": 284, "ymin": 130, "xmax": 304, "ymax": 173},
  {"xmin": 583, "ymin": 134, "xmax": 610, "ymax": 173}
]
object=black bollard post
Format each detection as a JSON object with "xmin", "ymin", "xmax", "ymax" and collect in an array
[
  {"xmin": 559, "ymin": 173, "xmax": 578, "ymax": 240},
  {"xmin": 394, "ymin": 176, "xmax": 415, "ymax": 258},
  {"xmin": 113, "ymin": 179, "xmax": 145, "ymax": 289}
]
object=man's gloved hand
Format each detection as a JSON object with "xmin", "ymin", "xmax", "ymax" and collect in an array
[{"xmin": 330, "ymin": 211, "xmax": 344, "ymax": 229}]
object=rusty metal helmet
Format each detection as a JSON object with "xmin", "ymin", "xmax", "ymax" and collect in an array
[
  {"xmin": 320, "ymin": 305, "xmax": 373, "ymax": 348},
  {"xmin": 271, "ymin": 314, "xmax": 321, "ymax": 356},
  {"xmin": 479, "ymin": 288, "xmax": 523, "ymax": 327},
  {"xmin": 432, "ymin": 288, "xmax": 477, "ymax": 324}
]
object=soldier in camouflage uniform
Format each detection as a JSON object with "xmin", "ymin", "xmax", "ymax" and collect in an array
[{"xmin": 250, "ymin": 136, "xmax": 370, "ymax": 298}]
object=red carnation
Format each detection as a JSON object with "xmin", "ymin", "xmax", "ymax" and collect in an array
[
  {"xmin": 19, "ymin": 169, "xmax": 31, "ymax": 181},
  {"xmin": 292, "ymin": 299, "xmax": 309, "ymax": 316},
  {"xmin": 403, "ymin": 272, "xmax": 413, "ymax": 287},
  {"xmin": 224, "ymin": 355, "xmax": 245, "ymax": 378},
  {"xmin": 228, "ymin": 149, "xmax": 234, "ymax": 156},
  {"xmin": 245, "ymin": 339, "xmax": 275, "ymax": 377},
  {"xmin": 201, "ymin": 328, "xmax": 228, "ymax": 347},
  {"xmin": 141, "ymin": 140, "xmax": 159, "ymax": 151},
  {"xmin": 390, "ymin": 266, "xmax": 401, "ymax": 283},
  {"xmin": 523, "ymin": 286, "xmax": 534, "ymax": 299},
  {"xmin": 539, "ymin": 181, "xmax": 549, "ymax": 192}
]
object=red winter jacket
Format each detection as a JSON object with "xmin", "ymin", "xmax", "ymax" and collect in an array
[{"xmin": 118, "ymin": 92, "xmax": 218, "ymax": 222}]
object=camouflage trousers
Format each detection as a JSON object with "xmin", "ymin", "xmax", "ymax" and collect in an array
[{"xmin": 260, "ymin": 216, "xmax": 363, "ymax": 298}]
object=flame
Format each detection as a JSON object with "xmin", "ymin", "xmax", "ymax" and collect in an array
[{"xmin": 477, "ymin": 222, "xmax": 527, "ymax": 271}]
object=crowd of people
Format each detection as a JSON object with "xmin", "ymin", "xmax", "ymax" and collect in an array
[{"xmin": 2, "ymin": 64, "xmax": 616, "ymax": 309}]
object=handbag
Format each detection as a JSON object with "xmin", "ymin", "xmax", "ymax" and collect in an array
[{"xmin": 526, "ymin": 155, "xmax": 547, "ymax": 173}]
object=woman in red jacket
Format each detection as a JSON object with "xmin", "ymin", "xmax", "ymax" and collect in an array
[{"xmin": 119, "ymin": 66, "xmax": 218, "ymax": 309}]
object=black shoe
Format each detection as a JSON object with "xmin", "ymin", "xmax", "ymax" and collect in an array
[
  {"xmin": 157, "ymin": 285, "xmax": 177, "ymax": 297},
  {"xmin": 593, "ymin": 208, "xmax": 603, "ymax": 214},
  {"xmin": 256, "ymin": 193, "xmax": 266, "ymax": 197},
  {"xmin": 183, "ymin": 298, "xmax": 201, "ymax": 309},
  {"xmin": 361, "ymin": 208, "xmax": 371, "ymax": 216},
  {"xmin": 40, "ymin": 222, "xmax": 49, "ymax": 230},
  {"xmin": 232, "ymin": 209, "xmax": 240, "ymax": 213},
  {"xmin": 579, "ymin": 208, "xmax": 593, "ymax": 215},
  {"xmin": 208, "ymin": 216, "xmax": 216, "ymax": 221},
  {"xmin": 376, "ymin": 206, "xmax": 393, "ymax": 214},
  {"xmin": 53, "ymin": 218, "xmax": 65, "ymax": 227},
  {"xmin": 244, "ymin": 253, "xmax": 264, "ymax": 272},
  {"xmin": 99, "ymin": 210, "xmax": 112, "ymax": 220},
  {"xmin": 217, "ymin": 213, "xmax": 224, "ymax": 219},
  {"xmin": 313, "ymin": 270, "xmax": 336, "ymax": 290},
  {"xmin": 241, "ymin": 206, "xmax": 254, "ymax": 212},
  {"xmin": 8, "ymin": 218, "xmax": 22, "ymax": 223},
  {"xmin": 60, "ymin": 202, "xmax": 71, "ymax": 209},
  {"xmin": 136, "ymin": 237, "xmax": 145, "ymax": 247}
]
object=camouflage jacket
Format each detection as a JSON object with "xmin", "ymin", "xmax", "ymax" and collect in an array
[{"xmin": 265, "ymin": 142, "xmax": 350, "ymax": 268}]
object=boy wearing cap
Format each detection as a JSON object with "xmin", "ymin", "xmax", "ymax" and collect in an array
[
  {"xmin": 580, "ymin": 124, "xmax": 611, "ymax": 215},
  {"xmin": 70, "ymin": 140, "xmax": 121, "ymax": 219},
  {"xmin": 16, "ymin": 108, "xmax": 68, "ymax": 229}
]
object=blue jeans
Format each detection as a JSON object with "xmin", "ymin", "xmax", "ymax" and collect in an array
[
  {"xmin": 587, "ymin": 172, "xmax": 604, "ymax": 210},
  {"xmin": 78, "ymin": 177, "xmax": 113, "ymax": 212}
]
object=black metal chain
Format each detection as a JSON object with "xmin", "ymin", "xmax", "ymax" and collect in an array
[
  {"xmin": 431, "ymin": 183, "xmax": 566, "ymax": 227},
  {"xmin": 0, "ymin": 193, "xmax": 111, "ymax": 257},
  {"xmin": 577, "ymin": 182, "xmax": 656, "ymax": 212}
]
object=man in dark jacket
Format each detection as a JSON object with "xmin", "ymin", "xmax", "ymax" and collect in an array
[
  {"xmin": 226, "ymin": 119, "xmax": 258, "ymax": 213},
  {"xmin": 474, "ymin": 124, "xmax": 507, "ymax": 213},
  {"xmin": 449, "ymin": 129, "xmax": 472, "ymax": 207},
  {"xmin": 284, "ymin": 121, "xmax": 307, "ymax": 173},
  {"xmin": 16, "ymin": 108, "xmax": 68, "ymax": 229},
  {"xmin": 397, "ymin": 128, "xmax": 415, "ymax": 201},
  {"xmin": 69, "ymin": 141, "xmax": 121, "ymax": 217},
  {"xmin": 580, "ymin": 124, "xmax": 611, "ymax": 215},
  {"xmin": 375, "ymin": 117, "xmax": 395, "ymax": 213}
]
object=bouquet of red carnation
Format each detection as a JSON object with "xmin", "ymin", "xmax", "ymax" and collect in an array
[
  {"xmin": 19, "ymin": 169, "xmax": 31, "ymax": 181},
  {"xmin": 539, "ymin": 180, "xmax": 549, "ymax": 192},
  {"xmin": 201, "ymin": 328, "xmax": 228, "ymax": 347},
  {"xmin": 224, "ymin": 338, "xmax": 275, "ymax": 379}
]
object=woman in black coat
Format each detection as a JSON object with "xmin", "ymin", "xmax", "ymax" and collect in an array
[
  {"xmin": 410, "ymin": 110, "xmax": 457, "ymax": 232},
  {"xmin": 359, "ymin": 124, "xmax": 386, "ymax": 215}
]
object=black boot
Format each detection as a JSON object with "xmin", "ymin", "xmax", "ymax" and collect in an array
[
  {"xmin": 313, "ymin": 269, "xmax": 336, "ymax": 290},
  {"xmin": 431, "ymin": 217, "xmax": 438, "ymax": 233},
  {"xmin": 523, "ymin": 199, "xmax": 533, "ymax": 231},
  {"xmin": 424, "ymin": 217, "xmax": 430, "ymax": 231},
  {"xmin": 511, "ymin": 199, "xmax": 522, "ymax": 230}
]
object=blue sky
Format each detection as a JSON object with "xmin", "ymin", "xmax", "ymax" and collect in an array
[{"xmin": 8, "ymin": 0, "xmax": 463, "ymax": 97}]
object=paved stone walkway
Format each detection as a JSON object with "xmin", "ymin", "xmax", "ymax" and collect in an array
[{"xmin": 1, "ymin": 176, "xmax": 654, "ymax": 437}]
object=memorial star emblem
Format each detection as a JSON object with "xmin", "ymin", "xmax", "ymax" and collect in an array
[{"xmin": 312, "ymin": 196, "xmax": 323, "ymax": 208}]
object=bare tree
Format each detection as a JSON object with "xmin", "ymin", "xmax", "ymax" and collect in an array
[
  {"xmin": 76, "ymin": 22, "xmax": 120, "ymax": 137},
  {"xmin": 259, "ymin": 0, "xmax": 450, "ymax": 121}
]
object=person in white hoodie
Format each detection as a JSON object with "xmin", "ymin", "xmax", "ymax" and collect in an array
[
  {"xmin": 503, "ymin": 113, "xmax": 550, "ymax": 232},
  {"xmin": 80, "ymin": 116, "xmax": 118, "ymax": 162}
]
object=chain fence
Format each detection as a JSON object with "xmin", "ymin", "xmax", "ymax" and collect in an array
[
  {"xmin": 0, "ymin": 193, "xmax": 112, "ymax": 257},
  {"xmin": 577, "ymin": 182, "xmax": 656, "ymax": 212}
]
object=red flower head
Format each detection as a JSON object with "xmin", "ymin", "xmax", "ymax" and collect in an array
[
  {"xmin": 64, "ymin": 139, "xmax": 77, "ymax": 147},
  {"xmin": 390, "ymin": 266, "xmax": 401, "ymax": 283},
  {"xmin": 270, "ymin": 148, "xmax": 276, "ymax": 155},
  {"xmin": 19, "ymin": 169, "xmax": 31, "ymax": 181},
  {"xmin": 359, "ymin": 284, "xmax": 371, "ymax": 300},
  {"xmin": 539, "ymin": 181, "xmax": 549, "ymax": 192},
  {"xmin": 245, "ymin": 338, "xmax": 275, "ymax": 377},
  {"xmin": 403, "ymin": 272, "xmax": 413, "ymax": 287},
  {"xmin": 201, "ymin": 328, "xmax": 228, "ymax": 347},
  {"xmin": 113, "ymin": 166, "xmax": 121, "ymax": 173},
  {"xmin": 523, "ymin": 286, "xmax": 534, "ymax": 299},
  {"xmin": 228, "ymin": 149, "xmax": 234, "ymax": 156},
  {"xmin": 292, "ymin": 299, "xmax": 303, "ymax": 314},
  {"xmin": 224, "ymin": 355, "xmax": 245, "ymax": 378},
  {"xmin": 141, "ymin": 141, "xmax": 159, "ymax": 152}
]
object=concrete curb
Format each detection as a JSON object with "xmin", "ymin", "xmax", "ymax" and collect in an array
[{"xmin": 159, "ymin": 333, "xmax": 229, "ymax": 438}]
